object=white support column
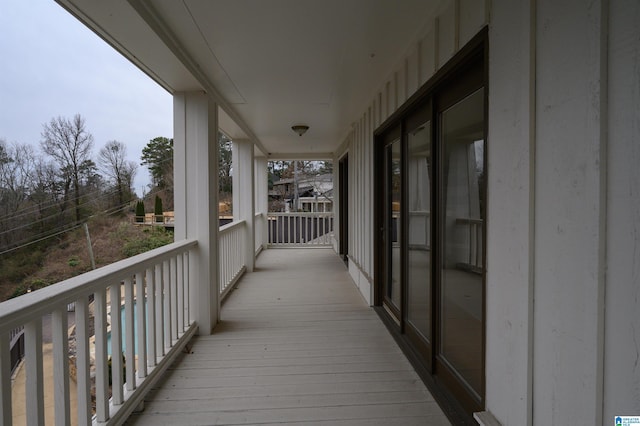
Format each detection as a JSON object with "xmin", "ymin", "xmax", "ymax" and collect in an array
[
  {"xmin": 232, "ymin": 139, "xmax": 255, "ymax": 271},
  {"xmin": 0, "ymin": 332, "xmax": 11, "ymax": 425},
  {"xmin": 255, "ymin": 156, "xmax": 269, "ymax": 250},
  {"xmin": 174, "ymin": 92, "xmax": 219, "ymax": 335}
]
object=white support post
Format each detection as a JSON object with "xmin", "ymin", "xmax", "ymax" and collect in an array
[
  {"xmin": 233, "ymin": 139, "xmax": 255, "ymax": 271},
  {"xmin": 25, "ymin": 319, "xmax": 44, "ymax": 426},
  {"xmin": 0, "ymin": 332, "xmax": 11, "ymax": 425},
  {"xmin": 174, "ymin": 92, "xmax": 219, "ymax": 335},
  {"xmin": 255, "ymin": 156, "xmax": 269, "ymax": 251},
  {"xmin": 75, "ymin": 297, "xmax": 91, "ymax": 424},
  {"xmin": 52, "ymin": 309, "xmax": 70, "ymax": 425}
]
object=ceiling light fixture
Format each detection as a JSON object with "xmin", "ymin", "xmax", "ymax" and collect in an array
[{"xmin": 291, "ymin": 124, "xmax": 309, "ymax": 136}]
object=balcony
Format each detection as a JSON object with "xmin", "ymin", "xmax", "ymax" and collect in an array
[
  {"xmin": 127, "ymin": 248, "xmax": 449, "ymax": 425},
  {"xmin": 1, "ymin": 216, "xmax": 449, "ymax": 425}
]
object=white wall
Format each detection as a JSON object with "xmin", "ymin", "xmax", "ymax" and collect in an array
[
  {"xmin": 341, "ymin": 0, "xmax": 640, "ymax": 424},
  {"xmin": 485, "ymin": 1, "xmax": 640, "ymax": 425},
  {"xmin": 534, "ymin": 1, "xmax": 607, "ymax": 424},
  {"xmin": 485, "ymin": 0, "xmax": 535, "ymax": 424},
  {"xmin": 604, "ymin": 0, "xmax": 640, "ymax": 420}
]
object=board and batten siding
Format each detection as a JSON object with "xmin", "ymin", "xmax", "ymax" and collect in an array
[
  {"xmin": 337, "ymin": 0, "xmax": 488, "ymax": 305},
  {"xmin": 485, "ymin": 0, "xmax": 640, "ymax": 425}
]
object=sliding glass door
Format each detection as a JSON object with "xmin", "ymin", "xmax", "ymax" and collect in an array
[
  {"xmin": 405, "ymin": 104, "xmax": 433, "ymax": 364},
  {"xmin": 438, "ymin": 87, "xmax": 485, "ymax": 401},
  {"xmin": 381, "ymin": 127, "xmax": 402, "ymax": 317},
  {"xmin": 375, "ymin": 40, "xmax": 486, "ymax": 416}
]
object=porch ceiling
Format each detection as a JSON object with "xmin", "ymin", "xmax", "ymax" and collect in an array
[{"xmin": 56, "ymin": 0, "xmax": 442, "ymax": 156}]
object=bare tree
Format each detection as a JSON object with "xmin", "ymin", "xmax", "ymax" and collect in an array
[
  {"xmin": 98, "ymin": 140, "xmax": 138, "ymax": 208},
  {"xmin": 40, "ymin": 114, "xmax": 94, "ymax": 222},
  {"xmin": 0, "ymin": 140, "xmax": 37, "ymax": 247}
]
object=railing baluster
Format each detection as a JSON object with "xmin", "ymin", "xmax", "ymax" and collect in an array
[
  {"xmin": 136, "ymin": 270, "xmax": 147, "ymax": 378},
  {"xmin": 184, "ymin": 251, "xmax": 190, "ymax": 326},
  {"xmin": 155, "ymin": 263, "xmax": 164, "ymax": 357},
  {"xmin": 52, "ymin": 308, "xmax": 70, "ymax": 424},
  {"xmin": 146, "ymin": 267, "xmax": 157, "ymax": 367},
  {"xmin": 170, "ymin": 256, "xmax": 178, "ymax": 344},
  {"xmin": 177, "ymin": 253, "xmax": 184, "ymax": 334},
  {"xmin": 124, "ymin": 277, "xmax": 136, "ymax": 391},
  {"xmin": 110, "ymin": 284, "xmax": 124, "ymax": 405},
  {"xmin": 163, "ymin": 260, "xmax": 171, "ymax": 352},
  {"xmin": 25, "ymin": 319, "xmax": 44, "ymax": 426},
  {"xmin": 75, "ymin": 297, "xmax": 91, "ymax": 424},
  {"xmin": 477, "ymin": 222, "xmax": 482, "ymax": 268},
  {"xmin": 0, "ymin": 331, "xmax": 11, "ymax": 424},
  {"xmin": 220, "ymin": 234, "xmax": 225, "ymax": 293},
  {"xmin": 94, "ymin": 289, "xmax": 109, "ymax": 422}
]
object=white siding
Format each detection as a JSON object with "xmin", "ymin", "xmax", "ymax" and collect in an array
[
  {"xmin": 486, "ymin": 1, "xmax": 535, "ymax": 424},
  {"xmin": 604, "ymin": 0, "xmax": 640, "ymax": 420},
  {"xmin": 534, "ymin": 1, "xmax": 607, "ymax": 424},
  {"xmin": 484, "ymin": 1, "xmax": 640, "ymax": 425}
]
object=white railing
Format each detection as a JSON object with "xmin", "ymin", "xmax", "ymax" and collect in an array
[
  {"xmin": 254, "ymin": 212, "xmax": 265, "ymax": 255},
  {"xmin": 408, "ymin": 211, "xmax": 430, "ymax": 251},
  {"xmin": 456, "ymin": 217, "xmax": 484, "ymax": 271},
  {"xmin": 219, "ymin": 220, "xmax": 246, "ymax": 300},
  {"xmin": 267, "ymin": 212, "xmax": 334, "ymax": 247},
  {"xmin": 133, "ymin": 212, "xmax": 175, "ymax": 226},
  {"xmin": 0, "ymin": 239, "xmax": 197, "ymax": 426}
]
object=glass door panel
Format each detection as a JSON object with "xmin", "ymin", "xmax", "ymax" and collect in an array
[
  {"xmin": 407, "ymin": 121, "xmax": 432, "ymax": 343},
  {"xmin": 384, "ymin": 138, "xmax": 402, "ymax": 312},
  {"xmin": 439, "ymin": 88, "xmax": 485, "ymax": 397}
]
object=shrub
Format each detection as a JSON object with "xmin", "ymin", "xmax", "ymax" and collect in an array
[
  {"xmin": 108, "ymin": 352, "xmax": 126, "ymax": 386},
  {"xmin": 122, "ymin": 227, "xmax": 174, "ymax": 257},
  {"xmin": 135, "ymin": 200, "xmax": 145, "ymax": 223},
  {"xmin": 11, "ymin": 278, "xmax": 50, "ymax": 298}
]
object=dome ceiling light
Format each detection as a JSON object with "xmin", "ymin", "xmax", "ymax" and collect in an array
[{"xmin": 291, "ymin": 124, "xmax": 309, "ymax": 136}]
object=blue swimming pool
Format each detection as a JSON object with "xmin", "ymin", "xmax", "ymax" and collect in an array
[{"xmin": 107, "ymin": 302, "xmax": 145, "ymax": 356}]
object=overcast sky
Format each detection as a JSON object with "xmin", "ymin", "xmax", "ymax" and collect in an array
[{"xmin": 0, "ymin": 0, "xmax": 173, "ymax": 195}]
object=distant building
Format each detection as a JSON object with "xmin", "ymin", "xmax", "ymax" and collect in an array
[{"xmin": 271, "ymin": 174, "xmax": 332, "ymax": 213}]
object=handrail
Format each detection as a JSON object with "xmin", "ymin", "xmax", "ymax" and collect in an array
[
  {"xmin": 267, "ymin": 212, "xmax": 334, "ymax": 247},
  {"xmin": 254, "ymin": 212, "xmax": 265, "ymax": 255},
  {"xmin": 219, "ymin": 220, "xmax": 247, "ymax": 300},
  {"xmin": 0, "ymin": 239, "xmax": 197, "ymax": 425},
  {"xmin": 0, "ymin": 240, "xmax": 196, "ymax": 332}
]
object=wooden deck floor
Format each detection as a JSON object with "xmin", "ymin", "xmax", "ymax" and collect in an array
[{"xmin": 126, "ymin": 248, "xmax": 450, "ymax": 426}]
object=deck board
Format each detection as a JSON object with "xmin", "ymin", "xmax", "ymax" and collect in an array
[{"xmin": 126, "ymin": 249, "xmax": 450, "ymax": 426}]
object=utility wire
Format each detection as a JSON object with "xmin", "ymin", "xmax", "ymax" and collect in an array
[{"xmin": 0, "ymin": 189, "xmax": 171, "ymax": 256}]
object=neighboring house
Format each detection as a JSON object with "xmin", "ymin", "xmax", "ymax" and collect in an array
[
  {"xmin": 272, "ymin": 174, "xmax": 333, "ymax": 212},
  {"xmin": 2, "ymin": 1, "xmax": 638, "ymax": 426}
]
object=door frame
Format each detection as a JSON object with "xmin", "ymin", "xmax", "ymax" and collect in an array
[{"xmin": 338, "ymin": 154, "xmax": 349, "ymax": 261}]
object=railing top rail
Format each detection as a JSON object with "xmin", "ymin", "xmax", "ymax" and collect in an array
[
  {"xmin": 267, "ymin": 212, "xmax": 334, "ymax": 217},
  {"xmin": 455, "ymin": 217, "xmax": 483, "ymax": 224},
  {"xmin": 0, "ymin": 238, "xmax": 197, "ymax": 334},
  {"xmin": 219, "ymin": 219, "xmax": 246, "ymax": 234}
]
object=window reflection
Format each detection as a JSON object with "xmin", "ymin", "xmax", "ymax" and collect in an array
[
  {"xmin": 440, "ymin": 88, "xmax": 485, "ymax": 396},
  {"xmin": 407, "ymin": 122, "xmax": 431, "ymax": 341}
]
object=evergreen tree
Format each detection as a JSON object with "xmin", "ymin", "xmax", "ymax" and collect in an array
[
  {"xmin": 135, "ymin": 200, "xmax": 145, "ymax": 222},
  {"xmin": 154, "ymin": 195, "xmax": 163, "ymax": 223}
]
